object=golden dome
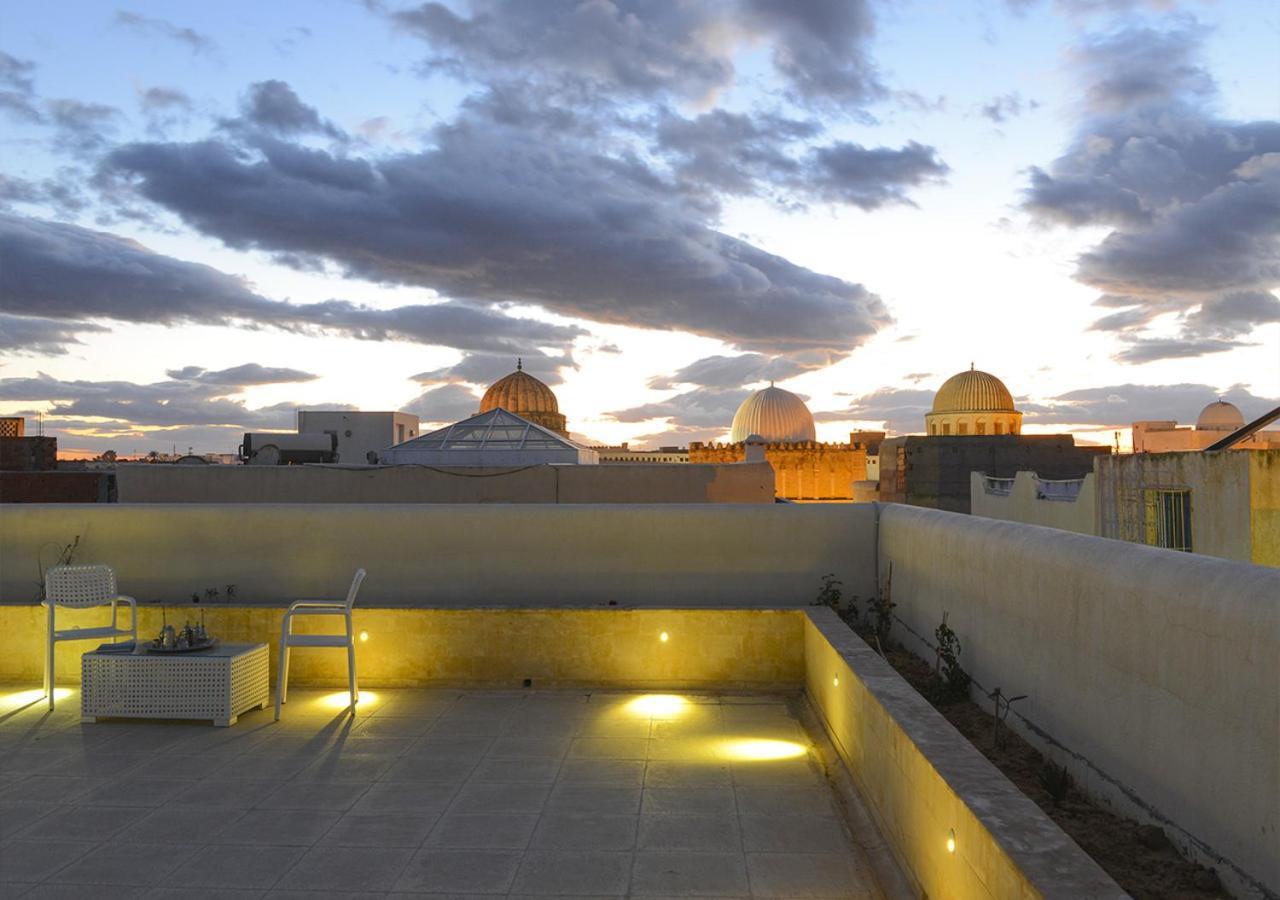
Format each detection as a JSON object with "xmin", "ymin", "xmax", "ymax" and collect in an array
[
  {"xmin": 479, "ymin": 360, "xmax": 568, "ymax": 436},
  {"xmin": 730, "ymin": 385, "xmax": 816, "ymax": 443},
  {"xmin": 931, "ymin": 366, "xmax": 1016, "ymax": 413},
  {"xmin": 1195, "ymin": 400, "xmax": 1244, "ymax": 432}
]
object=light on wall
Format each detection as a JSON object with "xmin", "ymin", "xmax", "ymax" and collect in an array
[
  {"xmin": 359, "ymin": 630, "xmax": 369, "ymax": 643},
  {"xmin": 832, "ymin": 676, "xmax": 839, "ymax": 687},
  {"xmin": 659, "ymin": 631, "xmax": 669, "ymax": 643},
  {"xmin": 627, "ymin": 694, "xmax": 687, "ymax": 718},
  {"xmin": 719, "ymin": 738, "xmax": 807, "ymax": 761},
  {"xmin": 946, "ymin": 828, "xmax": 956, "ymax": 854}
]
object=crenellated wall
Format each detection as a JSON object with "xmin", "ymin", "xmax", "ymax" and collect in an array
[{"xmin": 689, "ymin": 441, "xmax": 868, "ymax": 500}]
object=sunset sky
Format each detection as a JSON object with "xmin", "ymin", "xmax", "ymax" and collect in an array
[{"xmin": 2, "ymin": 0, "xmax": 1277, "ymax": 455}]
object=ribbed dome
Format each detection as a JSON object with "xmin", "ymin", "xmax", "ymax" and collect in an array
[
  {"xmin": 480, "ymin": 363, "xmax": 560, "ymax": 416},
  {"xmin": 730, "ymin": 385, "xmax": 816, "ymax": 443},
  {"xmin": 931, "ymin": 367, "xmax": 1016, "ymax": 413},
  {"xmin": 1195, "ymin": 400, "xmax": 1244, "ymax": 431}
]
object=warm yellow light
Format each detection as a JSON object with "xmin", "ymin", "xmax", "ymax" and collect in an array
[
  {"xmin": 627, "ymin": 694, "xmax": 688, "ymax": 718},
  {"xmin": 719, "ymin": 738, "xmax": 807, "ymax": 761},
  {"xmin": 1, "ymin": 688, "xmax": 73, "ymax": 711},
  {"xmin": 659, "ymin": 631, "xmax": 669, "ymax": 643},
  {"xmin": 319, "ymin": 690, "xmax": 376, "ymax": 710},
  {"xmin": 946, "ymin": 829, "xmax": 957, "ymax": 854},
  {"xmin": 832, "ymin": 676, "xmax": 839, "ymax": 686},
  {"xmin": 359, "ymin": 630, "xmax": 369, "ymax": 642}
]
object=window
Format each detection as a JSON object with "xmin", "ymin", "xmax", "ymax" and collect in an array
[
  {"xmin": 942, "ymin": 423, "xmax": 951, "ymax": 435},
  {"xmin": 958, "ymin": 423, "xmax": 968, "ymax": 435},
  {"xmin": 995, "ymin": 422, "xmax": 1004, "ymax": 435},
  {"xmin": 1143, "ymin": 489, "xmax": 1192, "ymax": 552},
  {"xmin": 975, "ymin": 421, "xmax": 986, "ymax": 435},
  {"xmin": 930, "ymin": 424, "xmax": 937, "ymax": 435}
]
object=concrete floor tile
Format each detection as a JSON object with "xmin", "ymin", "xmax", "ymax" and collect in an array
[
  {"xmin": 470, "ymin": 757, "xmax": 562, "ymax": 784},
  {"xmin": 0, "ymin": 805, "xmax": 54, "ymax": 841},
  {"xmin": 276, "ymin": 844, "xmax": 414, "ymax": 892},
  {"xmin": 320, "ymin": 812, "xmax": 437, "ymax": 847},
  {"xmin": 393, "ymin": 848, "xmax": 522, "ymax": 893},
  {"xmin": 180, "ymin": 844, "xmax": 307, "ymax": 889},
  {"xmin": 643, "ymin": 761, "xmax": 733, "ymax": 788},
  {"xmin": 213, "ymin": 809, "xmax": 341, "ymax": 846},
  {"xmin": 0, "ymin": 840, "xmax": 95, "ymax": 883},
  {"xmin": 380, "ymin": 756, "xmax": 478, "ymax": 784},
  {"xmin": 640, "ymin": 787, "xmax": 737, "ymax": 817},
  {"xmin": 425, "ymin": 812, "xmax": 538, "ymax": 849},
  {"xmin": 555, "ymin": 760, "xmax": 645, "ymax": 786},
  {"xmin": 406, "ymin": 735, "xmax": 496, "ymax": 759},
  {"xmin": 0, "ymin": 776, "xmax": 105, "ymax": 806},
  {"xmin": 745, "ymin": 851, "xmax": 874, "ymax": 897},
  {"xmin": 142, "ymin": 889, "xmax": 264, "ymax": 900},
  {"xmin": 117, "ymin": 807, "xmax": 246, "ymax": 844},
  {"xmin": 47, "ymin": 840, "xmax": 198, "ymax": 886},
  {"xmin": 349, "ymin": 782, "xmax": 457, "ymax": 815},
  {"xmin": 509, "ymin": 850, "xmax": 633, "ymax": 895},
  {"xmin": 17, "ymin": 805, "xmax": 151, "ymax": 842},
  {"xmin": 529, "ymin": 814, "xmax": 638, "ymax": 851},
  {"xmin": 734, "ymin": 787, "xmax": 837, "ymax": 819},
  {"xmin": 740, "ymin": 816, "xmax": 853, "ymax": 853},
  {"xmin": 486, "ymin": 738, "xmax": 570, "ymax": 760},
  {"xmin": 79, "ymin": 778, "xmax": 190, "ymax": 808},
  {"xmin": 447, "ymin": 783, "xmax": 550, "ymax": 815},
  {"xmin": 170, "ymin": 779, "xmax": 280, "ymax": 809},
  {"xmin": 545, "ymin": 785, "xmax": 642, "ymax": 816},
  {"xmin": 568, "ymin": 738, "xmax": 649, "ymax": 760},
  {"xmin": 630, "ymin": 850, "xmax": 749, "ymax": 896},
  {"xmin": 255, "ymin": 782, "xmax": 369, "ymax": 811},
  {"xmin": 293, "ymin": 753, "xmax": 394, "ymax": 782},
  {"xmin": 21, "ymin": 884, "xmax": 148, "ymax": 899},
  {"xmin": 729, "ymin": 758, "xmax": 823, "ymax": 787},
  {"xmin": 638, "ymin": 815, "xmax": 742, "ymax": 853}
]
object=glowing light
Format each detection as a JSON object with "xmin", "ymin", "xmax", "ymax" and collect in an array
[
  {"xmin": 719, "ymin": 738, "xmax": 807, "ymax": 761},
  {"xmin": 359, "ymin": 630, "xmax": 369, "ymax": 642},
  {"xmin": 659, "ymin": 631, "xmax": 669, "ymax": 643},
  {"xmin": 319, "ymin": 690, "xmax": 376, "ymax": 710},
  {"xmin": 946, "ymin": 829, "xmax": 957, "ymax": 854},
  {"xmin": 832, "ymin": 676, "xmax": 839, "ymax": 687},
  {"xmin": 626, "ymin": 694, "xmax": 688, "ymax": 718},
  {"xmin": 1, "ymin": 688, "xmax": 73, "ymax": 712}
]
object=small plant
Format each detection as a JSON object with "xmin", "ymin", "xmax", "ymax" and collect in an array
[
  {"xmin": 1039, "ymin": 760, "xmax": 1072, "ymax": 806},
  {"xmin": 865, "ymin": 562, "xmax": 896, "ymax": 654},
  {"xmin": 934, "ymin": 612, "xmax": 970, "ymax": 702},
  {"xmin": 225, "ymin": 584, "xmax": 237, "ymax": 603},
  {"xmin": 812, "ymin": 574, "xmax": 858, "ymax": 624},
  {"xmin": 988, "ymin": 687, "xmax": 1027, "ymax": 749},
  {"xmin": 34, "ymin": 535, "xmax": 80, "ymax": 602}
]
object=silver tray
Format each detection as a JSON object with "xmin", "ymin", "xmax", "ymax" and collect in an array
[{"xmin": 148, "ymin": 639, "xmax": 218, "ymax": 654}]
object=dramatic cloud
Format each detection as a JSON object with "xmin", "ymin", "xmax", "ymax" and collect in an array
[
  {"xmin": 0, "ymin": 213, "xmax": 585, "ymax": 356},
  {"xmin": 607, "ymin": 387, "xmax": 750, "ymax": 429},
  {"xmin": 646, "ymin": 353, "xmax": 817, "ymax": 390},
  {"xmin": 402, "ymin": 383, "xmax": 482, "ymax": 423},
  {"xmin": 812, "ymin": 386, "xmax": 934, "ymax": 434},
  {"xmin": 1021, "ymin": 382, "xmax": 1278, "ymax": 426},
  {"xmin": 0, "ymin": 50, "xmax": 41, "ymax": 123},
  {"xmin": 1023, "ymin": 24, "xmax": 1280, "ymax": 361},
  {"xmin": 412, "ymin": 351, "xmax": 570, "ymax": 388},
  {"xmin": 113, "ymin": 11, "xmax": 217, "ymax": 56},
  {"xmin": 46, "ymin": 98, "xmax": 120, "ymax": 154},
  {"xmin": 163, "ymin": 364, "xmax": 319, "ymax": 386},
  {"xmin": 237, "ymin": 80, "xmax": 343, "ymax": 139},
  {"xmin": 391, "ymin": 0, "xmax": 884, "ymax": 109},
  {"xmin": 103, "ymin": 103, "xmax": 892, "ymax": 355},
  {"xmin": 0, "ymin": 314, "xmax": 107, "ymax": 356}
]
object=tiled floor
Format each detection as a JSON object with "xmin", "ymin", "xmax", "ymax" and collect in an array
[{"xmin": 0, "ymin": 686, "xmax": 894, "ymax": 898}]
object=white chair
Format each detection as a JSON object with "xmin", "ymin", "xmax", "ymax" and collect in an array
[
  {"xmin": 275, "ymin": 569, "xmax": 366, "ymax": 720},
  {"xmin": 44, "ymin": 565, "xmax": 137, "ymax": 710}
]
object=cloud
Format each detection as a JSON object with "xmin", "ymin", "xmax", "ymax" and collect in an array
[
  {"xmin": 0, "ymin": 314, "xmax": 107, "ymax": 356},
  {"xmin": 138, "ymin": 86, "xmax": 192, "ymax": 112},
  {"xmin": 0, "ymin": 50, "xmax": 41, "ymax": 123},
  {"xmin": 390, "ymin": 0, "xmax": 885, "ymax": 110},
  {"xmin": 103, "ymin": 101, "xmax": 891, "ymax": 355},
  {"xmin": 0, "ymin": 173, "xmax": 88, "ymax": 217},
  {"xmin": 646, "ymin": 353, "xmax": 819, "ymax": 390},
  {"xmin": 402, "ymin": 383, "xmax": 482, "ymax": 423},
  {"xmin": 412, "ymin": 351, "xmax": 570, "ymax": 388},
  {"xmin": 805, "ymin": 141, "xmax": 947, "ymax": 208},
  {"xmin": 1021, "ymin": 382, "xmax": 1277, "ymax": 426},
  {"xmin": 45, "ymin": 98, "xmax": 121, "ymax": 154},
  {"xmin": 978, "ymin": 92, "xmax": 1038, "ymax": 124},
  {"xmin": 811, "ymin": 386, "xmax": 934, "ymax": 434},
  {"xmin": 113, "ymin": 11, "xmax": 217, "ymax": 56},
  {"xmin": 1022, "ymin": 23, "xmax": 1280, "ymax": 362},
  {"xmin": 163, "ymin": 363, "xmax": 319, "ymax": 386},
  {"xmin": 0, "ymin": 213, "xmax": 585, "ymax": 356},
  {"xmin": 237, "ymin": 80, "xmax": 344, "ymax": 139},
  {"xmin": 607, "ymin": 387, "xmax": 749, "ymax": 428}
]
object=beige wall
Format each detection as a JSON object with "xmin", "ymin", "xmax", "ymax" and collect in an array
[
  {"xmin": 804, "ymin": 610, "xmax": 1122, "ymax": 899},
  {"xmin": 113, "ymin": 462, "xmax": 775, "ymax": 504},
  {"xmin": 970, "ymin": 471, "xmax": 1096, "ymax": 535},
  {"xmin": 1249, "ymin": 451, "xmax": 1280, "ymax": 566},
  {"xmin": 878, "ymin": 503, "xmax": 1280, "ymax": 897},
  {"xmin": 0, "ymin": 502, "xmax": 879, "ymax": 609}
]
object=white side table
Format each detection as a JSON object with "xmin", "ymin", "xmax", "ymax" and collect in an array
[{"xmin": 81, "ymin": 642, "xmax": 270, "ymax": 727}]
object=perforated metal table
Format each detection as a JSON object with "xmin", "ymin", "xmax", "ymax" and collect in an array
[{"xmin": 81, "ymin": 641, "xmax": 270, "ymax": 727}]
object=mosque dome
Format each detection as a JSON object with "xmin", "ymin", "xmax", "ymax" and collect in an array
[
  {"xmin": 925, "ymin": 365, "xmax": 1022, "ymax": 436},
  {"xmin": 931, "ymin": 367, "xmax": 1016, "ymax": 413},
  {"xmin": 730, "ymin": 385, "xmax": 816, "ymax": 443},
  {"xmin": 479, "ymin": 360, "xmax": 568, "ymax": 436},
  {"xmin": 1195, "ymin": 400, "xmax": 1244, "ymax": 432}
]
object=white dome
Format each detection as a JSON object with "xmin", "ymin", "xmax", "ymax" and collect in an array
[
  {"xmin": 1195, "ymin": 400, "xmax": 1245, "ymax": 431},
  {"xmin": 730, "ymin": 386, "xmax": 816, "ymax": 443}
]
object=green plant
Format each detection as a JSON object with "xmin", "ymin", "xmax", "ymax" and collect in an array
[
  {"xmin": 934, "ymin": 612, "xmax": 970, "ymax": 702},
  {"xmin": 1039, "ymin": 761, "xmax": 1072, "ymax": 806},
  {"xmin": 865, "ymin": 562, "xmax": 896, "ymax": 653},
  {"xmin": 812, "ymin": 573, "xmax": 859, "ymax": 624}
]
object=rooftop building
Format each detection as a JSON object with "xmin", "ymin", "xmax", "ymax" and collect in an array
[
  {"xmin": 479, "ymin": 360, "xmax": 568, "ymax": 437},
  {"xmin": 925, "ymin": 365, "xmax": 1023, "ymax": 436}
]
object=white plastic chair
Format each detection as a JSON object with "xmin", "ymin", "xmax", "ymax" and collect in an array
[
  {"xmin": 44, "ymin": 565, "xmax": 137, "ymax": 710},
  {"xmin": 275, "ymin": 569, "xmax": 366, "ymax": 720}
]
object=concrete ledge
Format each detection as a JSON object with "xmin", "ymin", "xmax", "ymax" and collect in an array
[{"xmin": 804, "ymin": 608, "xmax": 1125, "ymax": 900}]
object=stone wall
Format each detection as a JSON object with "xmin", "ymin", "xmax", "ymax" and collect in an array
[
  {"xmin": 969, "ymin": 471, "xmax": 1096, "ymax": 535},
  {"xmin": 689, "ymin": 441, "xmax": 868, "ymax": 500}
]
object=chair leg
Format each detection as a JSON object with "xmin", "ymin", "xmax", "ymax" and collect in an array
[
  {"xmin": 45, "ymin": 607, "xmax": 55, "ymax": 710},
  {"xmin": 347, "ymin": 640, "xmax": 357, "ymax": 712},
  {"xmin": 275, "ymin": 636, "xmax": 288, "ymax": 721}
]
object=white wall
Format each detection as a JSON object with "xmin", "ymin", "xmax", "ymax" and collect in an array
[
  {"xmin": 877, "ymin": 503, "xmax": 1280, "ymax": 898},
  {"xmin": 0, "ymin": 502, "xmax": 878, "ymax": 609},
  {"xmin": 969, "ymin": 471, "xmax": 1095, "ymax": 535}
]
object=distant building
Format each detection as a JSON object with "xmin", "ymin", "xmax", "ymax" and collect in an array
[
  {"xmin": 298, "ymin": 410, "xmax": 420, "ymax": 464},
  {"xmin": 925, "ymin": 366, "xmax": 1022, "ymax": 436},
  {"xmin": 377, "ymin": 408, "xmax": 599, "ymax": 466},
  {"xmin": 478, "ymin": 360, "xmax": 568, "ymax": 437},
  {"xmin": 971, "ymin": 470, "xmax": 1096, "ymax": 535},
  {"xmin": 1132, "ymin": 400, "xmax": 1280, "ymax": 452},
  {"xmin": 0, "ymin": 417, "xmax": 25, "ymax": 437},
  {"xmin": 597, "ymin": 444, "xmax": 689, "ymax": 464},
  {"xmin": 690, "ymin": 384, "xmax": 871, "ymax": 501}
]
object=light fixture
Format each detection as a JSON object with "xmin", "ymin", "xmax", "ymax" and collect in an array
[
  {"xmin": 359, "ymin": 630, "xmax": 369, "ymax": 642},
  {"xmin": 832, "ymin": 676, "xmax": 839, "ymax": 687},
  {"xmin": 627, "ymin": 694, "xmax": 688, "ymax": 718},
  {"xmin": 946, "ymin": 828, "xmax": 956, "ymax": 854},
  {"xmin": 659, "ymin": 631, "xmax": 669, "ymax": 643},
  {"xmin": 719, "ymin": 738, "xmax": 807, "ymax": 761}
]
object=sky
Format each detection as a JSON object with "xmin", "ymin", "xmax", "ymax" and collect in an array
[{"xmin": 1, "ymin": 0, "xmax": 1277, "ymax": 456}]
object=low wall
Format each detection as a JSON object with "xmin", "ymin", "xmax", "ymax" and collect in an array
[
  {"xmin": 0, "ymin": 606, "xmax": 805, "ymax": 689},
  {"xmin": 878, "ymin": 503, "xmax": 1280, "ymax": 897},
  {"xmin": 0, "ymin": 502, "xmax": 878, "ymax": 608},
  {"xmin": 805, "ymin": 609, "xmax": 1122, "ymax": 899},
  {"xmin": 112, "ymin": 462, "xmax": 776, "ymax": 504},
  {"xmin": 969, "ymin": 471, "xmax": 1095, "ymax": 535}
]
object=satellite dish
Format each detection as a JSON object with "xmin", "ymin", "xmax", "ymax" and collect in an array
[{"xmin": 254, "ymin": 444, "xmax": 281, "ymax": 466}]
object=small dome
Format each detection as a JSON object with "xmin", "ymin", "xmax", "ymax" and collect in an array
[
  {"xmin": 480, "ymin": 361, "xmax": 561, "ymax": 416},
  {"xmin": 932, "ymin": 367, "xmax": 1016, "ymax": 413},
  {"xmin": 1196, "ymin": 400, "xmax": 1244, "ymax": 431},
  {"xmin": 730, "ymin": 385, "xmax": 816, "ymax": 443}
]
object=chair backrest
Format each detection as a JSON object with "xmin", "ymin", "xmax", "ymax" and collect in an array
[
  {"xmin": 46, "ymin": 564, "xmax": 117, "ymax": 608},
  {"xmin": 344, "ymin": 568, "xmax": 367, "ymax": 610}
]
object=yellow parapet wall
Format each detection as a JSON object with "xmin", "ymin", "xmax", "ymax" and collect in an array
[{"xmin": 0, "ymin": 606, "xmax": 805, "ymax": 689}]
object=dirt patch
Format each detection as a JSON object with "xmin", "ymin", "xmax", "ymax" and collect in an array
[{"xmin": 874, "ymin": 637, "xmax": 1228, "ymax": 900}]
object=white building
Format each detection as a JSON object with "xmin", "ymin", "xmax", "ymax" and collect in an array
[{"xmin": 297, "ymin": 410, "xmax": 420, "ymax": 465}]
